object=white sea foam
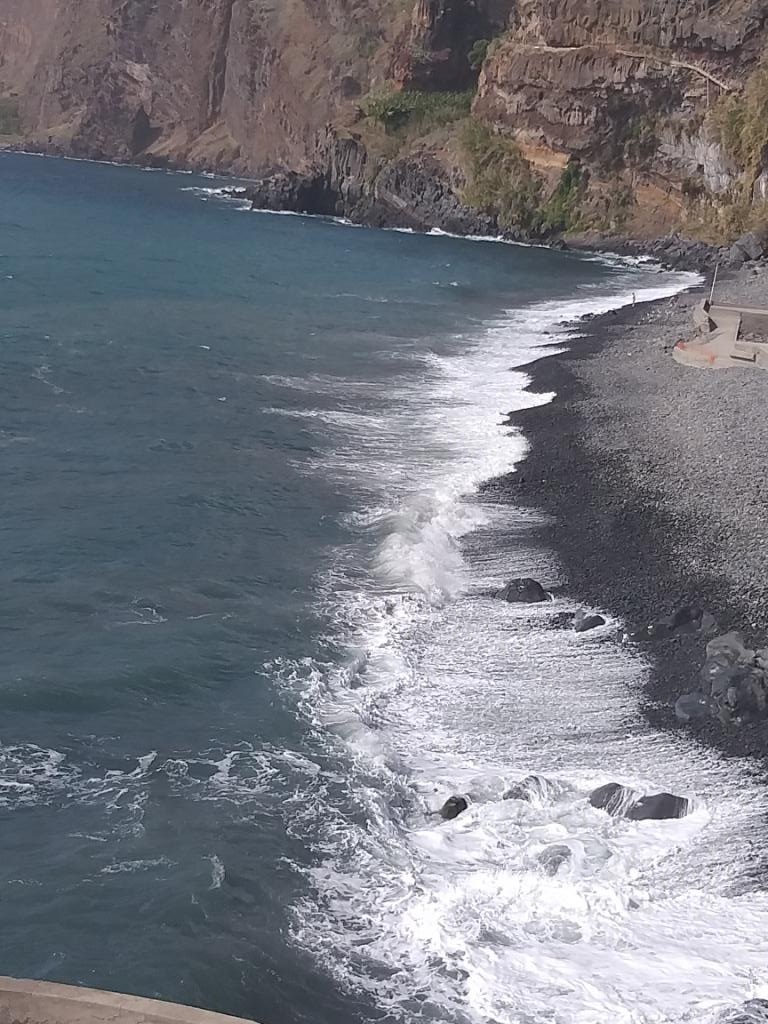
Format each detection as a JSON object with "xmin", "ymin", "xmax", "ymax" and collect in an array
[{"xmin": 267, "ymin": 269, "xmax": 768, "ymax": 1024}]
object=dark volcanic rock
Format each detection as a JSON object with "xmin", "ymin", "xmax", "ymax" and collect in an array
[
  {"xmin": 626, "ymin": 792, "xmax": 689, "ymax": 820},
  {"xmin": 590, "ymin": 783, "xmax": 690, "ymax": 820},
  {"xmin": 245, "ymin": 171, "xmax": 339, "ymax": 217},
  {"xmin": 537, "ymin": 844, "xmax": 572, "ymax": 875},
  {"xmin": 574, "ymin": 610, "xmax": 606, "ymax": 632},
  {"xmin": 674, "ymin": 691, "xmax": 715, "ymax": 723},
  {"xmin": 718, "ymin": 998, "xmax": 768, "ymax": 1023},
  {"xmin": 496, "ymin": 578, "xmax": 549, "ymax": 603},
  {"xmin": 729, "ymin": 228, "xmax": 768, "ymax": 265},
  {"xmin": 439, "ymin": 795, "xmax": 469, "ymax": 820},
  {"xmin": 589, "ymin": 782, "xmax": 638, "ymax": 817},
  {"xmin": 503, "ymin": 775, "xmax": 554, "ymax": 802}
]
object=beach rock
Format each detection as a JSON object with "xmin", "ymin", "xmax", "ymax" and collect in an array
[
  {"xmin": 674, "ymin": 691, "xmax": 715, "ymax": 723},
  {"xmin": 718, "ymin": 998, "xmax": 768, "ymax": 1023},
  {"xmin": 503, "ymin": 775, "xmax": 553, "ymax": 802},
  {"xmin": 729, "ymin": 228, "xmax": 768, "ymax": 265},
  {"xmin": 496, "ymin": 578, "xmax": 548, "ymax": 603},
  {"xmin": 628, "ymin": 620, "xmax": 671, "ymax": 641},
  {"xmin": 574, "ymin": 610, "xmax": 606, "ymax": 632},
  {"xmin": 589, "ymin": 782, "xmax": 638, "ymax": 817},
  {"xmin": 538, "ymin": 844, "xmax": 572, "ymax": 875},
  {"xmin": 734, "ymin": 669, "xmax": 768, "ymax": 716},
  {"xmin": 439, "ymin": 795, "xmax": 468, "ymax": 820},
  {"xmin": 706, "ymin": 632, "xmax": 755, "ymax": 665},
  {"xmin": 630, "ymin": 606, "xmax": 717, "ymax": 643},
  {"xmin": 699, "ymin": 610, "xmax": 719, "ymax": 636},
  {"xmin": 626, "ymin": 792, "xmax": 689, "ymax": 820},
  {"xmin": 700, "ymin": 651, "xmax": 742, "ymax": 697},
  {"xmin": 700, "ymin": 633, "xmax": 758, "ymax": 701}
]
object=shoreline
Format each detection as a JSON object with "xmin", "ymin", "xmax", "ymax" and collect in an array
[
  {"xmin": 0, "ymin": 147, "xmax": 728, "ymax": 273},
  {"xmin": 488, "ymin": 268, "xmax": 768, "ymax": 762}
]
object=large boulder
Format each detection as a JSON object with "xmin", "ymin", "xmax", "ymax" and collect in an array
[
  {"xmin": 674, "ymin": 691, "xmax": 715, "ymax": 723},
  {"xmin": 537, "ymin": 844, "xmax": 572, "ymax": 875},
  {"xmin": 589, "ymin": 782, "xmax": 638, "ymax": 817},
  {"xmin": 729, "ymin": 227, "xmax": 768, "ymax": 264},
  {"xmin": 496, "ymin": 578, "xmax": 549, "ymax": 603},
  {"xmin": 439, "ymin": 795, "xmax": 468, "ymax": 820},
  {"xmin": 706, "ymin": 631, "xmax": 755, "ymax": 664},
  {"xmin": 626, "ymin": 792, "xmax": 689, "ymax": 821},
  {"xmin": 700, "ymin": 633, "xmax": 757, "ymax": 700},
  {"xmin": 503, "ymin": 775, "xmax": 557, "ymax": 802},
  {"xmin": 589, "ymin": 783, "xmax": 691, "ymax": 821},
  {"xmin": 574, "ymin": 610, "xmax": 606, "ymax": 633}
]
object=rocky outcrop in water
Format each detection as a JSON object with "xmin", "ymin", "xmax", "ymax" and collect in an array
[
  {"xmin": 496, "ymin": 578, "xmax": 549, "ymax": 603},
  {"xmin": 439, "ymin": 795, "xmax": 469, "ymax": 819},
  {"xmin": 574, "ymin": 610, "xmax": 606, "ymax": 632},
  {"xmin": 589, "ymin": 782, "xmax": 690, "ymax": 820}
]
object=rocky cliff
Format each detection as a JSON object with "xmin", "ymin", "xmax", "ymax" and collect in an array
[{"xmin": 2, "ymin": 0, "xmax": 767, "ymax": 241}]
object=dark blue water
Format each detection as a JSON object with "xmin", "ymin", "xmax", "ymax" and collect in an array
[{"xmin": 4, "ymin": 153, "xmax": 740, "ymax": 1024}]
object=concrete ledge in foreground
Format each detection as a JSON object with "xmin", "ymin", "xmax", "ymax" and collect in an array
[{"xmin": 0, "ymin": 976, "xmax": 257, "ymax": 1024}]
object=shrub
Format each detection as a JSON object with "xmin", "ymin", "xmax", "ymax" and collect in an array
[
  {"xmin": 362, "ymin": 89, "xmax": 473, "ymax": 133},
  {"xmin": 622, "ymin": 114, "xmax": 659, "ymax": 167},
  {"xmin": 461, "ymin": 120, "xmax": 544, "ymax": 233},
  {"xmin": 0, "ymin": 98, "xmax": 21, "ymax": 136},
  {"xmin": 468, "ymin": 39, "xmax": 490, "ymax": 71},
  {"xmin": 580, "ymin": 180, "xmax": 635, "ymax": 233},
  {"xmin": 540, "ymin": 160, "xmax": 589, "ymax": 232},
  {"xmin": 683, "ymin": 189, "xmax": 768, "ymax": 243},
  {"xmin": 708, "ymin": 63, "xmax": 768, "ymax": 179}
]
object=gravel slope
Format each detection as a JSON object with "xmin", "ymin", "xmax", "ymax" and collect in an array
[{"xmin": 491, "ymin": 263, "xmax": 768, "ymax": 758}]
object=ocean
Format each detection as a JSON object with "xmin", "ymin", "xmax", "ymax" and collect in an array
[{"xmin": 1, "ymin": 152, "xmax": 767, "ymax": 1024}]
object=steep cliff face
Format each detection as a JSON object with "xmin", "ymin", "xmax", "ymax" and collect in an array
[
  {"xmin": 0, "ymin": 0, "xmax": 405, "ymax": 170},
  {"xmin": 1, "ymin": 0, "xmax": 767, "ymax": 239},
  {"xmin": 476, "ymin": 0, "xmax": 768, "ymax": 163}
]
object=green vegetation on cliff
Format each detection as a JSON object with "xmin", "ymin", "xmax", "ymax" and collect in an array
[
  {"xmin": 0, "ymin": 98, "xmax": 21, "ymax": 136},
  {"xmin": 709, "ymin": 64, "xmax": 768, "ymax": 181},
  {"xmin": 362, "ymin": 90, "xmax": 473, "ymax": 133},
  {"xmin": 679, "ymin": 62, "xmax": 768, "ymax": 241},
  {"xmin": 460, "ymin": 122, "xmax": 544, "ymax": 233},
  {"xmin": 461, "ymin": 122, "xmax": 623, "ymax": 236}
]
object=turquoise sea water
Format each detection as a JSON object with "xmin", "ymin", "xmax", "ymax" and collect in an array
[{"xmin": 4, "ymin": 153, "xmax": 766, "ymax": 1024}]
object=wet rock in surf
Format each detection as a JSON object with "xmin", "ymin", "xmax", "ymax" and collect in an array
[
  {"xmin": 574, "ymin": 610, "xmax": 606, "ymax": 633},
  {"xmin": 537, "ymin": 844, "xmax": 571, "ymax": 875},
  {"xmin": 439, "ymin": 795, "xmax": 468, "ymax": 820},
  {"xmin": 674, "ymin": 691, "xmax": 715, "ymax": 723},
  {"xmin": 719, "ymin": 998, "xmax": 768, "ymax": 1023},
  {"xmin": 496, "ymin": 577, "xmax": 548, "ymax": 603},
  {"xmin": 503, "ymin": 775, "xmax": 555, "ymax": 802},
  {"xmin": 589, "ymin": 782, "xmax": 638, "ymax": 817},
  {"xmin": 590, "ymin": 782, "xmax": 690, "ymax": 820},
  {"xmin": 626, "ymin": 792, "xmax": 689, "ymax": 820}
]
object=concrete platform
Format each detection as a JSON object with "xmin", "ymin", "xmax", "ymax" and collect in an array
[
  {"xmin": 0, "ymin": 977, "xmax": 257, "ymax": 1024},
  {"xmin": 673, "ymin": 299, "xmax": 768, "ymax": 370}
]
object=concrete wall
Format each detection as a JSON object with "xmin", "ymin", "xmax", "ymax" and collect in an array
[{"xmin": 0, "ymin": 977, "xmax": 256, "ymax": 1024}]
